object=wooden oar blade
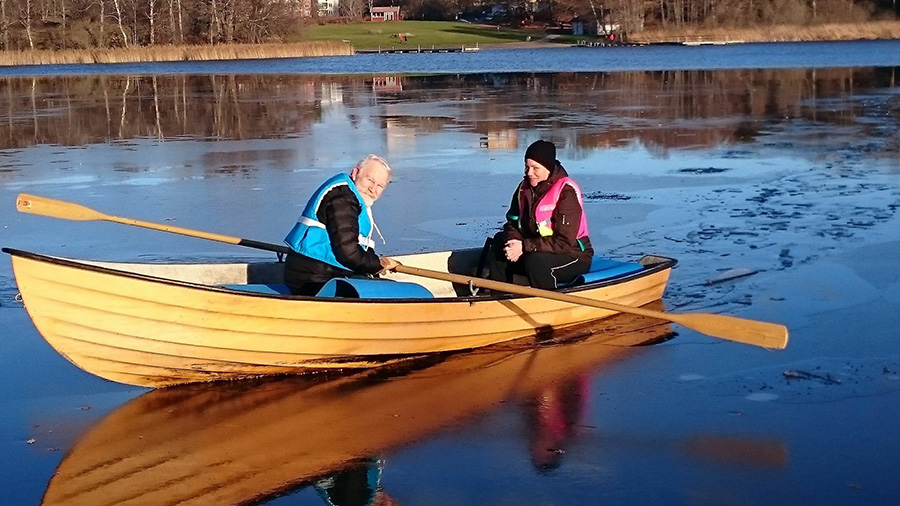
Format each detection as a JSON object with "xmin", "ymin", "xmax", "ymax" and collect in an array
[
  {"xmin": 672, "ymin": 313, "xmax": 789, "ymax": 350},
  {"xmin": 16, "ymin": 193, "xmax": 105, "ymax": 222}
]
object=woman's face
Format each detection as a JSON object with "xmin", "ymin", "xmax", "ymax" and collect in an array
[{"xmin": 525, "ymin": 159, "xmax": 551, "ymax": 187}]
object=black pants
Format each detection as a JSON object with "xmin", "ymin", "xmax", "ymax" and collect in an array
[
  {"xmin": 284, "ymin": 251, "xmax": 351, "ymax": 296},
  {"xmin": 287, "ymin": 281, "xmax": 327, "ymax": 296},
  {"xmin": 488, "ymin": 238, "xmax": 590, "ymax": 290}
]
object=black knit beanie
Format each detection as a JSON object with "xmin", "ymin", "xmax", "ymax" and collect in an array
[{"xmin": 524, "ymin": 140, "xmax": 556, "ymax": 172}]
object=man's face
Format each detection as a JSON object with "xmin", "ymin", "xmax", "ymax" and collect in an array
[{"xmin": 351, "ymin": 162, "xmax": 391, "ymax": 206}]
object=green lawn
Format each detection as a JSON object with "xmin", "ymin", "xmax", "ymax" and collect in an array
[{"xmin": 296, "ymin": 21, "xmax": 541, "ymax": 49}]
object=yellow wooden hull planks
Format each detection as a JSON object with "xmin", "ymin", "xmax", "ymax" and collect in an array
[{"xmin": 7, "ymin": 248, "xmax": 673, "ymax": 388}]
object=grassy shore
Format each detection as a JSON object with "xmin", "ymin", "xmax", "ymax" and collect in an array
[
  {"xmin": 0, "ymin": 41, "xmax": 352, "ymax": 67},
  {"xmin": 296, "ymin": 21, "xmax": 532, "ymax": 49},
  {"xmin": 630, "ymin": 20, "xmax": 900, "ymax": 44}
]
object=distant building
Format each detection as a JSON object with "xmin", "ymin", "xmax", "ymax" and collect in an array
[
  {"xmin": 571, "ymin": 7, "xmax": 625, "ymax": 37},
  {"xmin": 481, "ymin": 129, "xmax": 518, "ymax": 150},
  {"xmin": 371, "ymin": 6, "xmax": 401, "ymax": 22},
  {"xmin": 571, "ymin": 17, "xmax": 596, "ymax": 36},
  {"xmin": 318, "ymin": 0, "xmax": 339, "ymax": 17}
]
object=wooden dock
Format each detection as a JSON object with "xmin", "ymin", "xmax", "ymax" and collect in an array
[{"xmin": 356, "ymin": 45, "xmax": 480, "ymax": 54}]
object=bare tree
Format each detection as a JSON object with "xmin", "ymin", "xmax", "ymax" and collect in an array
[
  {"xmin": 111, "ymin": 0, "xmax": 128, "ymax": 45},
  {"xmin": 1, "ymin": 0, "xmax": 9, "ymax": 49},
  {"xmin": 341, "ymin": 0, "xmax": 366, "ymax": 19},
  {"xmin": 148, "ymin": 0, "xmax": 156, "ymax": 44},
  {"xmin": 19, "ymin": 0, "xmax": 35, "ymax": 48},
  {"xmin": 176, "ymin": 0, "xmax": 183, "ymax": 42}
]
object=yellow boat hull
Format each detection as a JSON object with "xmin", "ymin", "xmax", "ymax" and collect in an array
[{"xmin": 6, "ymin": 248, "xmax": 673, "ymax": 387}]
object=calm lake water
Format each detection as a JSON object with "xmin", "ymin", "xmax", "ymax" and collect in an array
[{"xmin": 2, "ymin": 42, "xmax": 900, "ymax": 505}]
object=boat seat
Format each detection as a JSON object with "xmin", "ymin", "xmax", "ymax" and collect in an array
[
  {"xmin": 560, "ymin": 257, "xmax": 644, "ymax": 287},
  {"xmin": 221, "ymin": 283, "xmax": 292, "ymax": 295},
  {"xmin": 315, "ymin": 277, "xmax": 434, "ymax": 299}
]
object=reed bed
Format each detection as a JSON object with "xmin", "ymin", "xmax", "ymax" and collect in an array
[
  {"xmin": 0, "ymin": 41, "xmax": 354, "ymax": 67},
  {"xmin": 631, "ymin": 21, "xmax": 900, "ymax": 44}
]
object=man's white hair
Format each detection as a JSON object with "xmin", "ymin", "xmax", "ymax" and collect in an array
[{"xmin": 356, "ymin": 154, "xmax": 392, "ymax": 174}]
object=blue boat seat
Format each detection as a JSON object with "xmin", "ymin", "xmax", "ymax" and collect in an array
[
  {"xmin": 316, "ymin": 278, "xmax": 434, "ymax": 299},
  {"xmin": 222, "ymin": 278, "xmax": 433, "ymax": 299},
  {"xmin": 560, "ymin": 256, "xmax": 644, "ymax": 287},
  {"xmin": 221, "ymin": 283, "xmax": 292, "ymax": 295}
]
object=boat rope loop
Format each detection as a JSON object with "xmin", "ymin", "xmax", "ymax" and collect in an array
[{"xmin": 15, "ymin": 292, "xmax": 23, "ymax": 303}]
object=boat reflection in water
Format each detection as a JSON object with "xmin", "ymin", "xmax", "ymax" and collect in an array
[{"xmin": 41, "ymin": 305, "xmax": 678, "ymax": 506}]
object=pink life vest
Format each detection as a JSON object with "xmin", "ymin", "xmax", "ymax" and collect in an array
[{"xmin": 519, "ymin": 177, "xmax": 590, "ymax": 238}]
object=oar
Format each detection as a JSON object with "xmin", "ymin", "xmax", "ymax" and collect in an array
[
  {"xmin": 16, "ymin": 193, "xmax": 789, "ymax": 349},
  {"xmin": 393, "ymin": 265, "xmax": 788, "ymax": 350},
  {"xmin": 15, "ymin": 193, "xmax": 291, "ymax": 255}
]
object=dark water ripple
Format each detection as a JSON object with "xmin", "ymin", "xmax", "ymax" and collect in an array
[{"xmin": 0, "ymin": 275, "xmax": 22, "ymax": 309}]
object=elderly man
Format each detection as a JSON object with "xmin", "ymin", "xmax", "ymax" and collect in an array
[{"xmin": 283, "ymin": 154, "xmax": 399, "ymax": 296}]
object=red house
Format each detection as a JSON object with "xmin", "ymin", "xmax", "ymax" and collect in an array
[{"xmin": 370, "ymin": 6, "xmax": 401, "ymax": 22}]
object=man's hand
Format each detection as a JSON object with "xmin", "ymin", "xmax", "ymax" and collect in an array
[
  {"xmin": 378, "ymin": 256, "xmax": 400, "ymax": 275},
  {"xmin": 504, "ymin": 239, "xmax": 523, "ymax": 262}
]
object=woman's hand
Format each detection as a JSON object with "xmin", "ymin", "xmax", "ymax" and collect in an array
[
  {"xmin": 504, "ymin": 239, "xmax": 523, "ymax": 262},
  {"xmin": 378, "ymin": 256, "xmax": 400, "ymax": 275}
]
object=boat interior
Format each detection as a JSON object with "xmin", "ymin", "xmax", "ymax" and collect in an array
[
  {"xmin": 74, "ymin": 248, "xmax": 674, "ymax": 299},
  {"xmin": 7, "ymin": 246, "xmax": 675, "ymax": 300}
]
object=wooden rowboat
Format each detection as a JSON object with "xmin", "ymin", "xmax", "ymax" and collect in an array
[
  {"xmin": 40, "ymin": 311, "xmax": 676, "ymax": 506},
  {"xmin": 3, "ymin": 246, "xmax": 675, "ymax": 388}
]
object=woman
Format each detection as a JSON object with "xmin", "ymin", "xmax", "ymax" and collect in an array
[{"xmin": 488, "ymin": 140, "xmax": 594, "ymax": 290}]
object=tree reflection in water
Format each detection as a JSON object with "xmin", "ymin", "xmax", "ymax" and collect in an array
[{"xmin": 0, "ymin": 68, "xmax": 896, "ymax": 160}]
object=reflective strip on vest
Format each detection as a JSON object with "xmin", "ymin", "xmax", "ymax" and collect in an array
[
  {"xmin": 298, "ymin": 211, "xmax": 374, "ymax": 250},
  {"xmin": 298, "ymin": 216, "xmax": 325, "ymax": 229}
]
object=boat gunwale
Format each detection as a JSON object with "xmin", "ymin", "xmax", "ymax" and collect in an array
[{"xmin": 2, "ymin": 247, "xmax": 677, "ymax": 304}]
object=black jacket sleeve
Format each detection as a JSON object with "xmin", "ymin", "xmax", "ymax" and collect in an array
[
  {"xmin": 501, "ymin": 184, "xmax": 525, "ymax": 242},
  {"xmin": 319, "ymin": 186, "xmax": 382, "ymax": 274}
]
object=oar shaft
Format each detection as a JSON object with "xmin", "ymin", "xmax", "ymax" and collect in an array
[
  {"xmin": 103, "ymin": 215, "xmax": 293, "ymax": 255},
  {"xmin": 105, "ymin": 215, "xmax": 242, "ymax": 245}
]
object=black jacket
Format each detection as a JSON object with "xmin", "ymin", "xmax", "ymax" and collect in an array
[
  {"xmin": 501, "ymin": 164, "xmax": 594, "ymax": 261},
  {"xmin": 284, "ymin": 184, "xmax": 382, "ymax": 286}
]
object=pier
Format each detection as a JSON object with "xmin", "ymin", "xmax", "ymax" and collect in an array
[{"xmin": 356, "ymin": 45, "xmax": 480, "ymax": 54}]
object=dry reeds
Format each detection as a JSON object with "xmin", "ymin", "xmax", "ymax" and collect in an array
[
  {"xmin": 631, "ymin": 20, "xmax": 900, "ymax": 44},
  {"xmin": 0, "ymin": 41, "xmax": 354, "ymax": 67}
]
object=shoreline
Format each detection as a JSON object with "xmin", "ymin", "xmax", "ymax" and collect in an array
[
  {"xmin": 0, "ymin": 41, "xmax": 353, "ymax": 68},
  {"xmin": 0, "ymin": 22, "xmax": 898, "ymax": 67}
]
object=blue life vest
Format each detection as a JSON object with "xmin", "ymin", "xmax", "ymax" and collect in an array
[{"xmin": 284, "ymin": 173, "xmax": 375, "ymax": 271}]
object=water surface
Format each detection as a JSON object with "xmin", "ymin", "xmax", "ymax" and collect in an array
[{"xmin": 1, "ymin": 44, "xmax": 900, "ymax": 505}]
